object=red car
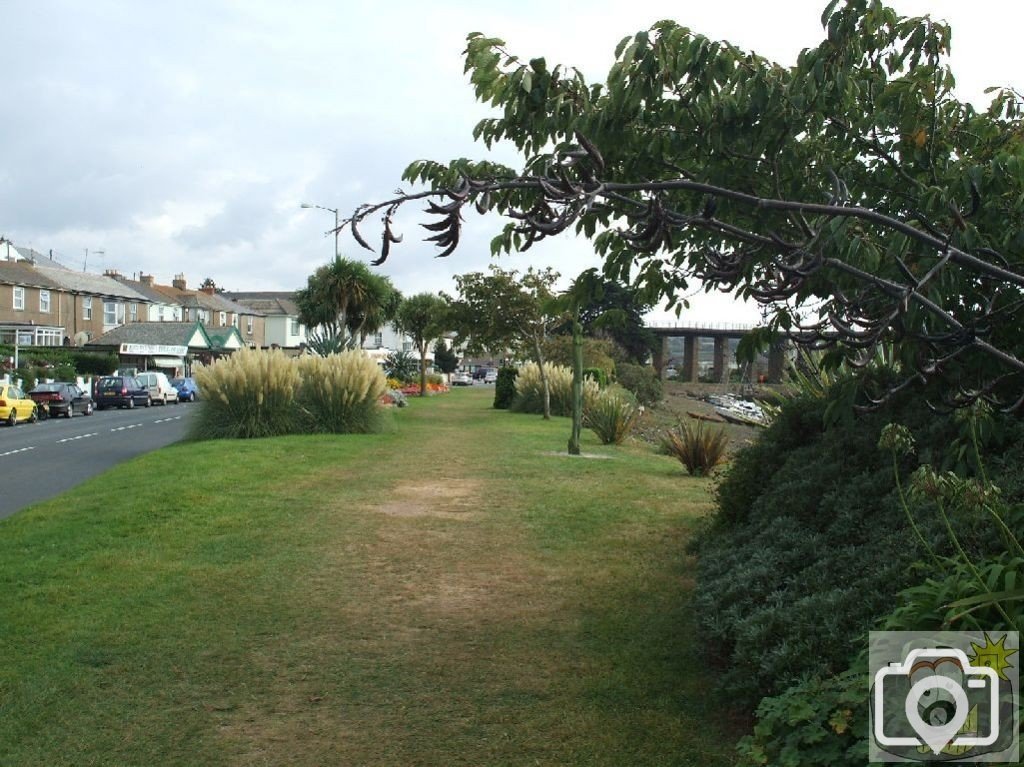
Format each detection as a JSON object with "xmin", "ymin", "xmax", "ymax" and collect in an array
[{"xmin": 28, "ymin": 382, "xmax": 95, "ymax": 418}]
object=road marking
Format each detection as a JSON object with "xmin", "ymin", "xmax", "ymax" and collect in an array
[
  {"xmin": 153, "ymin": 416, "xmax": 183, "ymax": 424},
  {"xmin": 110, "ymin": 423, "xmax": 144, "ymax": 432},
  {"xmin": 56, "ymin": 432, "xmax": 99, "ymax": 444},
  {"xmin": 0, "ymin": 447, "xmax": 35, "ymax": 458}
]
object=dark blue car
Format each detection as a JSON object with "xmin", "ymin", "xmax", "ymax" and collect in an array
[{"xmin": 170, "ymin": 377, "xmax": 199, "ymax": 402}]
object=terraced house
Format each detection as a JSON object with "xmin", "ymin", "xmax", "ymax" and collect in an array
[{"xmin": 0, "ymin": 255, "xmax": 152, "ymax": 348}]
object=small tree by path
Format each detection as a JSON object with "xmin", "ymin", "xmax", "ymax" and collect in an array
[
  {"xmin": 395, "ymin": 293, "xmax": 448, "ymax": 396},
  {"xmin": 448, "ymin": 266, "xmax": 563, "ymax": 419}
]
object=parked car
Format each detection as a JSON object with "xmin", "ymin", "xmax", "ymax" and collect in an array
[
  {"xmin": 136, "ymin": 371, "xmax": 178, "ymax": 405},
  {"xmin": 451, "ymin": 371, "xmax": 473, "ymax": 386},
  {"xmin": 483, "ymin": 369, "xmax": 499, "ymax": 384},
  {"xmin": 170, "ymin": 377, "xmax": 199, "ymax": 402},
  {"xmin": 28, "ymin": 382, "xmax": 94, "ymax": 418},
  {"xmin": 93, "ymin": 376, "xmax": 151, "ymax": 410},
  {"xmin": 0, "ymin": 384, "xmax": 38, "ymax": 426},
  {"xmin": 473, "ymin": 367, "xmax": 497, "ymax": 381}
]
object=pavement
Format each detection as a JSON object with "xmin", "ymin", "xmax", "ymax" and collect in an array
[{"xmin": 0, "ymin": 400, "xmax": 198, "ymax": 519}]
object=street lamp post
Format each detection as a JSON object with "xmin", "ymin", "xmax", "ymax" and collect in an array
[{"xmin": 300, "ymin": 203, "xmax": 340, "ymax": 258}]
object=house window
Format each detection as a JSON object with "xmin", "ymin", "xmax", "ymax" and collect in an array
[
  {"xmin": 158, "ymin": 305, "xmax": 165, "ymax": 321},
  {"xmin": 130, "ymin": 303, "xmax": 138, "ymax": 321},
  {"xmin": 13, "ymin": 286, "xmax": 24, "ymax": 311},
  {"xmin": 290, "ymin": 318, "xmax": 299, "ymax": 335},
  {"xmin": 199, "ymin": 309, "xmax": 209, "ymax": 323},
  {"xmin": 373, "ymin": 332, "xmax": 383, "ymax": 348},
  {"xmin": 83, "ymin": 296, "xmax": 93, "ymax": 320},
  {"xmin": 104, "ymin": 301, "xmax": 125, "ymax": 326},
  {"xmin": 39, "ymin": 290, "xmax": 51, "ymax": 313},
  {"xmin": 232, "ymin": 313, "xmax": 238, "ymax": 327},
  {"xmin": 246, "ymin": 316, "xmax": 253, "ymax": 334},
  {"xmin": 36, "ymin": 328, "xmax": 62, "ymax": 346},
  {"xmin": 219, "ymin": 311, "xmax": 226, "ymax": 325}
]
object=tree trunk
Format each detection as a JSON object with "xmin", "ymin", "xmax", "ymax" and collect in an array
[
  {"xmin": 531, "ymin": 335, "xmax": 551, "ymax": 420},
  {"xmin": 568, "ymin": 312, "xmax": 583, "ymax": 455},
  {"xmin": 419, "ymin": 342, "xmax": 428, "ymax": 397}
]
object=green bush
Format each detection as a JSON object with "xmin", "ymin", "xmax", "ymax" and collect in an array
[
  {"xmin": 510, "ymin": 362, "xmax": 600, "ymax": 417},
  {"xmin": 582, "ymin": 367, "xmax": 607, "ymax": 387},
  {"xmin": 54, "ymin": 364, "xmax": 77, "ymax": 382},
  {"xmin": 493, "ymin": 366, "xmax": 517, "ymax": 409},
  {"xmin": 736, "ymin": 666, "xmax": 867, "ymax": 767},
  {"xmin": 614, "ymin": 362, "xmax": 662, "ymax": 407},
  {"xmin": 426, "ymin": 373, "xmax": 444, "ymax": 386},
  {"xmin": 14, "ymin": 368, "xmax": 36, "ymax": 392},
  {"xmin": 694, "ymin": 390, "xmax": 1024, "ymax": 711},
  {"xmin": 584, "ymin": 388, "xmax": 639, "ymax": 444},
  {"xmin": 70, "ymin": 351, "xmax": 119, "ymax": 376}
]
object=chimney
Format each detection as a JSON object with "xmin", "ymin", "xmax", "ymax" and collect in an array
[
  {"xmin": 140, "ymin": 273, "xmax": 155, "ymax": 287},
  {"xmin": 200, "ymin": 285, "xmax": 216, "ymax": 295},
  {"xmin": 104, "ymin": 268, "xmax": 121, "ymax": 278},
  {"xmin": 172, "ymin": 273, "xmax": 187, "ymax": 291}
]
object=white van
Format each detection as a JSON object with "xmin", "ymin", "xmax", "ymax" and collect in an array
[{"xmin": 136, "ymin": 371, "xmax": 178, "ymax": 405}]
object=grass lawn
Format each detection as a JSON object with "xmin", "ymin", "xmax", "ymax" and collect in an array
[{"xmin": 0, "ymin": 387, "xmax": 740, "ymax": 766}]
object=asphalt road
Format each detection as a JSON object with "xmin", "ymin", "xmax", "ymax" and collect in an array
[{"xmin": 0, "ymin": 400, "xmax": 198, "ymax": 519}]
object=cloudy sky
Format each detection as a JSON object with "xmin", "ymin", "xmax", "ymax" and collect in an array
[{"xmin": 2, "ymin": 1, "xmax": 1019, "ymax": 324}]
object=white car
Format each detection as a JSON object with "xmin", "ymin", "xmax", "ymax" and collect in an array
[
  {"xmin": 483, "ymin": 369, "xmax": 499, "ymax": 384},
  {"xmin": 136, "ymin": 371, "xmax": 179, "ymax": 405},
  {"xmin": 451, "ymin": 371, "xmax": 473, "ymax": 386}
]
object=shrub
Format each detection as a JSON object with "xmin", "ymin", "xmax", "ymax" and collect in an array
[
  {"xmin": 662, "ymin": 420, "xmax": 728, "ymax": 476},
  {"xmin": 296, "ymin": 351, "xmax": 387, "ymax": 434},
  {"xmin": 493, "ymin": 366, "xmax": 517, "ymax": 409},
  {"xmin": 426, "ymin": 373, "xmax": 444, "ymax": 386},
  {"xmin": 584, "ymin": 389, "xmax": 640, "ymax": 445},
  {"xmin": 615, "ymin": 362, "xmax": 662, "ymax": 406},
  {"xmin": 14, "ymin": 368, "xmax": 36, "ymax": 392},
  {"xmin": 510, "ymin": 362, "xmax": 600, "ymax": 417},
  {"xmin": 70, "ymin": 351, "xmax": 119, "ymax": 376},
  {"xmin": 54, "ymin": 364, "xmax": 77, "ymax": 382},
  {"xmin": 736, "ymin": 666, "xmax": 867, "ymax": 767},
  {"xmin": 582, "ymin": 367, "xmax": 607, "ymax": 387}
]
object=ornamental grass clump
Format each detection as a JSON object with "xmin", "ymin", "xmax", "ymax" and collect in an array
[
  {"xmin": 584, "ymin": 389, "xmax": 641, "ymax": 445},
  {"xmin": 193, "ymin": 348, "xmax": 301, "ymax": 439},
  {"xmin": 296, "ymin": 351, "xmax": 387, "ymax": 434},
  {"xmin": 511, "ymin": 362, "xmax": 599, "ymax": 417},
  {"xmin": 192, "ymin": 348, "xmax": 388, "ymax": 440},
  {"xmin": 662, "ymin": 419, "xmax": 729, "ymax": 476}
]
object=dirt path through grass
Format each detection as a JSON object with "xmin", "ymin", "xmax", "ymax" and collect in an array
[{"xmin": 0, "ymin": 387, "xmax": 738, "ymax": 766}]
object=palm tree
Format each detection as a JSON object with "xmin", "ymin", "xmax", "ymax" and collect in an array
[{"xmin": 295, "ymin": 256, "xmax": 399, "ymax": 355}]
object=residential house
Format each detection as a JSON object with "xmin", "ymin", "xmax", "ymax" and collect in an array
[
  {"xmin": 150, "ymin": 275, "xmax": 266, "ymax": 349},
  {"xmin": 109, "ymin": 272, "xmax": 184, "ymax": 323},
  {"xmin": 0, "ymin": 258, "xmax": 152, "ymax": 349},
  {"xmin": 224, "ymin": 291, "xmax": 307, "ymax": 350}
]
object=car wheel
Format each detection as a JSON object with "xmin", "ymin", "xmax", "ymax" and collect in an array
[
  {"xmin": 7, "ymin": 410, "xmax": 16, "ymax": 427},
  {"xmin": 66, "ymin": 405, "xmax": 73, "ymax": 418},
  {"xmin": 128, "ymin": 398, "xmax": 135, "ymax": 410},
  {"xmin": 145, "ymin": 397, "xmax": 152, "ymax": 408},
  {"xmin": 85, "ymin": 403, "xmax": 94, "ymax": 416},
  {"xmin": 189, "ymin": 392, "xmax": 195, "ymax": 402},
  {"xmin": 29, "ymin": 408, "xmax": 38, "ymax": 423}
]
